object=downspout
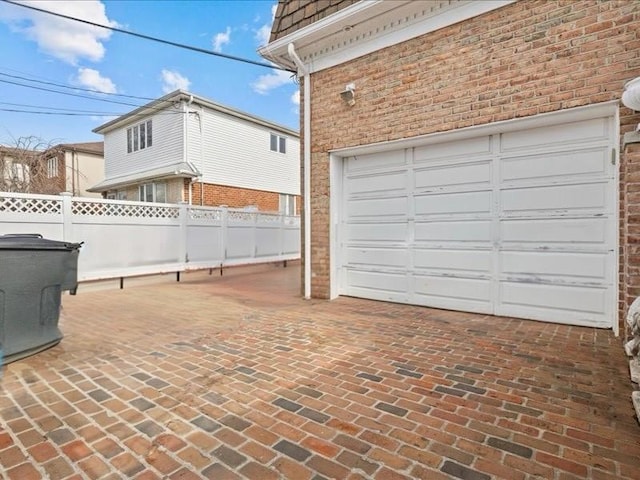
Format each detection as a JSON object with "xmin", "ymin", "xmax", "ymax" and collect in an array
[
  {"xmin": 184, "ymin": 95, "xmax": 194, "ymax": 205},
  {"xmin": 288, "ymin": 43, "xmax": 311, "ymax": 300},
  {"xmin": 200, "ymin": 106, "xmax": 204, "ymax": 206}
]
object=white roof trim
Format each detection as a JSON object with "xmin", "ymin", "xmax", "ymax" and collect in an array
[
  {"xmin": 88, "ymin": 162, "xmax": 200, "ymax": 192},
  {"xmin": 331, "ymin": 101, "xmax": 620, "ymax": 157},
  {"xmin": 93, "ymin": 90, "xmax": 299, "ymax": 137},
  {"xmin": 259, "ymin": 0, "xmax": 516, "ymax": 74}
]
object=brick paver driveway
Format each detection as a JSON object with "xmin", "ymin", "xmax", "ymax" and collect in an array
[{"xmin": 1, "ymin": 263, "xmax": 639, "ymax": 480}]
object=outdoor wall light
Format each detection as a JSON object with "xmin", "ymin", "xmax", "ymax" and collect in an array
[
  {"xmin": 622, "ymin": 77, "xmax": 640, "ymax": 112},
  {"xmin": 340, "ymin": 83, "xmax": 356, "ymax": 106}
]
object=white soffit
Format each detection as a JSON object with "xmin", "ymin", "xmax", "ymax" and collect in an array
[{"xmin": 260, "ymin": 0, "xmax": 517, "ymax": 73}]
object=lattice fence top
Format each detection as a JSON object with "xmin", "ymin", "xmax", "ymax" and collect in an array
[
  {"xmin": 228, "ymin": 211, "xmax": 258, "ymax": 222},
  {"xmin": 188, "ymin": 208, "xmax": 223, "ymax": 221},
  {"xmin": 258, "ymin": 213, "xmax": 284, "ymax": 223},
  {"xmin": 0, "ymin": 195, "xmax": 62, "ymax": 215},
  {"xmin": 73, "ymin": 200, "xmax": 180, "ymax": 218}
]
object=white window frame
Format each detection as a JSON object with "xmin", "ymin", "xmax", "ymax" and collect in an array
[
  {"xmin": 138, "ymin": 182, "xmax": 166, "ymax": 203},
  {"xmin": 270, "ymin": 133, "xmax": 286, "ymax": 153},
  {"xmin": 46, "ymin": 157, "xmax": 58, "ymax": 178},
  {"xmin": 128, "ymin": 119, "xmax": 153, "ymax": 153},
  {"xmin": 279, "ymin": 193, "xmax": 296, "ymax": 216}
]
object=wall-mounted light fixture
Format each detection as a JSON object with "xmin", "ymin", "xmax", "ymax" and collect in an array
[
  {"xmin": 622, "ymin": 77, "xmax": 640, "ymax": 112},
  {"xmin": 340, "ymin": 83, "xmax": 356, "ymax": 107}
]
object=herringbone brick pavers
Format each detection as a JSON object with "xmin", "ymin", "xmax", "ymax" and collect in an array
[{"xmin": 0, "ymin": 263, "xmax": 638, "ymax": 479}]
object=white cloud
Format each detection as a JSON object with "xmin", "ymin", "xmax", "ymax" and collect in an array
[
  {"xmin": 76, "ymin": 67, "xmax": 116, "ymax": 93},
  {"xmin": 255, "ymin": 3, "xmax": 277, "ymax": 47},
  {"xmin": 0, "ymin": 0, "xmax": 118, "ymax": 65},
  {"xmin": 291, "ymin": 90, "xmax": 300, "ymax": 106},
  {"xmin": 251, "ymin": 69, "xmax": 292, "ymax": 95},
  {"xmin": 212, "ymin": 26, "xmax": 231, "ymax": 52},
  {"xmin": 161, "ymin": 69, "xmax": 191, "ymax": 94}
]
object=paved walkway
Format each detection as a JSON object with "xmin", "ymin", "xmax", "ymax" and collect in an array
[{"xmin": 1, "ymin": 262, "xmax": 638, "ymax": 480}]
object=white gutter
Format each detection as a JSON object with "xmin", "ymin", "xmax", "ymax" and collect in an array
[{"xmin": 288, "ymin": 43, "xmax": 311, "ymax": 300}]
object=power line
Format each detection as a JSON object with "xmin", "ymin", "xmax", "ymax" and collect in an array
[
  {"xmin": 1, "ymin": 0, "xmax": 294, "ymax": 73},
  {"xmin": 0, "ymin": 78, "xmax": 145, "ymax": 107},
  {"xmin": 0, "ymin": 107, "xmax": 182, "ymax": 116},
  {"xmin": 0, "ymin": 108, "xmax": 112, "ymax": 116},
  {"xmin": 0, "ymin": 71, "xmax": 156, "ymax": 101},
  {"xmin": 0, "ymin": 101, "xmax": 183, "ymax": 117}
]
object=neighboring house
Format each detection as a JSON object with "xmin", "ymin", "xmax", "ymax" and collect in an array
[
  {"xmin": 1, "ymin": 142, "xmax": 104, "ymax": 197},
  {"xmin": 89, "ymin": 90, "xmax": 300, "ymax": 214},
  {"xmin": 1, "ymin": 145, "xmax": 63, "ymax": 194},
  {"xmin": 260, "ymin": 0, "xmax": 640, "ymax": 332},
  {"xmin": 46, "ymin": 142, "xmax": 104, "ymax": 198}
]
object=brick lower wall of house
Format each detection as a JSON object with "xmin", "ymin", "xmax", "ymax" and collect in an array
[
  {"xmin": 184, "ymin": 180, "xmax": 284, "ymax": 212},
  {"xmin": 306, "ymin": 0, "xmax": 640, "ymax": 331}
]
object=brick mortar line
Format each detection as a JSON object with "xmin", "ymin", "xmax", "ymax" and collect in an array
[{"xmin": 4, "ymin": 374, "xmax": 89, "ymax": 479}]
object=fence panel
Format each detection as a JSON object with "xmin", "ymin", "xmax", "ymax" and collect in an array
[
  {"xmin": 0, "ymin": 191, "xmax": 300, "ymax": 282},
  {"xmin": 0, "ymin": 192, "xmax": 64, "ymax": 239}
]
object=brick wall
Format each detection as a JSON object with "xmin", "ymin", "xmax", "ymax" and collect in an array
[
  {"xmin": 184, "ymin": 180, "xmax": 298, "ymax": 212},
  {"xmin": 306, "ymin": 0, "xmax": 640, "ymax": 329}
]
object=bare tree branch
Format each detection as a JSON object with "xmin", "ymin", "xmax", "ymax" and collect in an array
[{"xmin": 1, "ymin": 136, "xmax": 66, "ymax": 194}]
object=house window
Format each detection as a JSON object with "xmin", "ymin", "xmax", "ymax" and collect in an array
[
  {"xmin": 270, "ymin": 133, "xmax": 286, "ymax": 153},
  {"xmin": 138, "ymin": 182, "xmax": 166, "ymax": 203},
  {"xmin": 107, "ymin": 190, "xmax": 127, "ymax": 200},
  {"xmin": 47, "ymin": 157, "xmax": 58, "ymax": 178},
  {"xmin": 127, "ymin": 120, "xmax": 153, "ymax": 153},
  {"xmin": 279, "ymin": 194, "xmax": 296, "ymax": 216}
]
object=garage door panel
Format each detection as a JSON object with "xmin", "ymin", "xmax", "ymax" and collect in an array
[
  {"xmin": 414, "ymin": 248, "xmax": 492, "ymax": 274},
  {"xmin": 346, "ymin": 150, "xmax": 406, "ymax": 172},
  {"xmin": 346, "ymin": 247, "xmax": 407, "ymax": 269},
  {"xmin": 415, "ymin": 220, "xmax": 492, "ymax": 242},
  {"xmin": 501, "ymin": 183, "xmax": 608, "ymax": 214},
  {"xmin": 414, "ymin": 161, "xmax": 491, "ymax": 190},
  {"xmin": 414, "ymin": 274, "xmax": 492, "ymax": 303},
  {"xmin": 499, "ymin": 282, "xmax": 608, "ymax": 317},
  {"xmin": 348, "ymin": 196, "xmax": 408, "ymax": 218},
  {"xmin": 414, "ymin": 135, "xmax": 491, "ymax": 162},
  {"xmin": 500, "ymin": 251, "xmax": 610, "ymax": 282},
  {"xmin": 415, "ymin": 191, "xmax": 492, "ymax": 216},
  {"xmin": 347, "ymin": 223, "xmax": 408, "ymax": 243},
  {"xmin": 501, "ymin": 117, "xmax": 610, "ymax": 152},
  {"xmin": 500, "ymin": 217, "xmax": 608, "ymax": 245},
  {"xmin": 345, "ymin": 269, "xmax": 409, "ymax": 297},
  {"xmin": 348, "ymin": 171, "xmax": 407, "ymax": 195},
  {"xmin": 501, "ymin": 148, "xmax": 609, "ymax": 183}
]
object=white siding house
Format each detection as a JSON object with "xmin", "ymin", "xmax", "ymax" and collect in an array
[{"xmin": 89, "ymin": 90, "xmax": 300, "ymax": 212}]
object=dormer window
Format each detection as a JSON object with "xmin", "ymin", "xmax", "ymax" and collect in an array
[{"xmin": 127, "ymin": 120, "xmax": 153, "ymax": 153}]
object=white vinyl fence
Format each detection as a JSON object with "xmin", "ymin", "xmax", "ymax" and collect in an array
[{"xmin": 0, "ymin": 191, "xmax": 300, "ymax": 282}]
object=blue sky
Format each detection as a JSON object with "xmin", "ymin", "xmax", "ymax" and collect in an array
[{"xmin": 0, "ymin": 0, "xmax": 298, "ymax": 146}]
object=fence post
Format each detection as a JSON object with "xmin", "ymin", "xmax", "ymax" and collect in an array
[
  {"xmin": 178, "ymin": 202, "xmax": 188, "ymax": 270},
  {"xmin": 280, "ymin": 213, "xmax": 285, "ymax": 258},
  {"xmin": 220, "ymin": 206, "xmax": 228, "ymax": 264},
  {"xmin": 59, "ymin": 192, "xmax": 73, "ymax": 242},
  {"xmin": 253, "ymin": 211, "xmax": 258, "ymax": 259}
]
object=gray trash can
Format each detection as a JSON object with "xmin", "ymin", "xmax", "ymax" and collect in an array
[{"xmin": 0, "ymin": 234, "xmax": 82, "ymax": 365}]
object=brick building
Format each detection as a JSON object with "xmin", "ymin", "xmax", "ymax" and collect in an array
[{"xmin": 260, "ymin": 0, "xmax": 640, "ymax": 332}]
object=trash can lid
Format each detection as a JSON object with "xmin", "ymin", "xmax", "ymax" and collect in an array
[{"xmin": 0, "ymin": 234, "xmax": 82, "ymax": 251}]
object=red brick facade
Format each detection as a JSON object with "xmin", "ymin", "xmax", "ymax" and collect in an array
[
  {"xmin": 183, "ymin": 179, "xmax": 300, "ymax": 213},
  {"xmin": 300, "ymin": 0, "xmax": 639, "ymax": 330}
]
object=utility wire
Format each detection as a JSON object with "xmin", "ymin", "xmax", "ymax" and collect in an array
[
  {"xmin": 0, "ymin": 78, "xmax": 145, "ymax": 107},
  {"xmin": 0, "ymin": 71, "xmax": 156, "ymax": 101},
  {"xmin": 0, "ymin": 107, "xmax": 182, "ymax": 116},
  {"xmin": 0, "ymin": 108, "xmax": 112, "ymax": 116},
  {"xmin": 0, "ymin": 101, "xmax": 183, "ymax": 116},
  {"xmin": 2, "ymin": 0, "xmax": 294, "ymax": 73}
]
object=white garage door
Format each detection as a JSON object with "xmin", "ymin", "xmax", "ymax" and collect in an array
[{"xmin": 340, "ymin": 113, "xmax": 617, "ymax": 328}]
